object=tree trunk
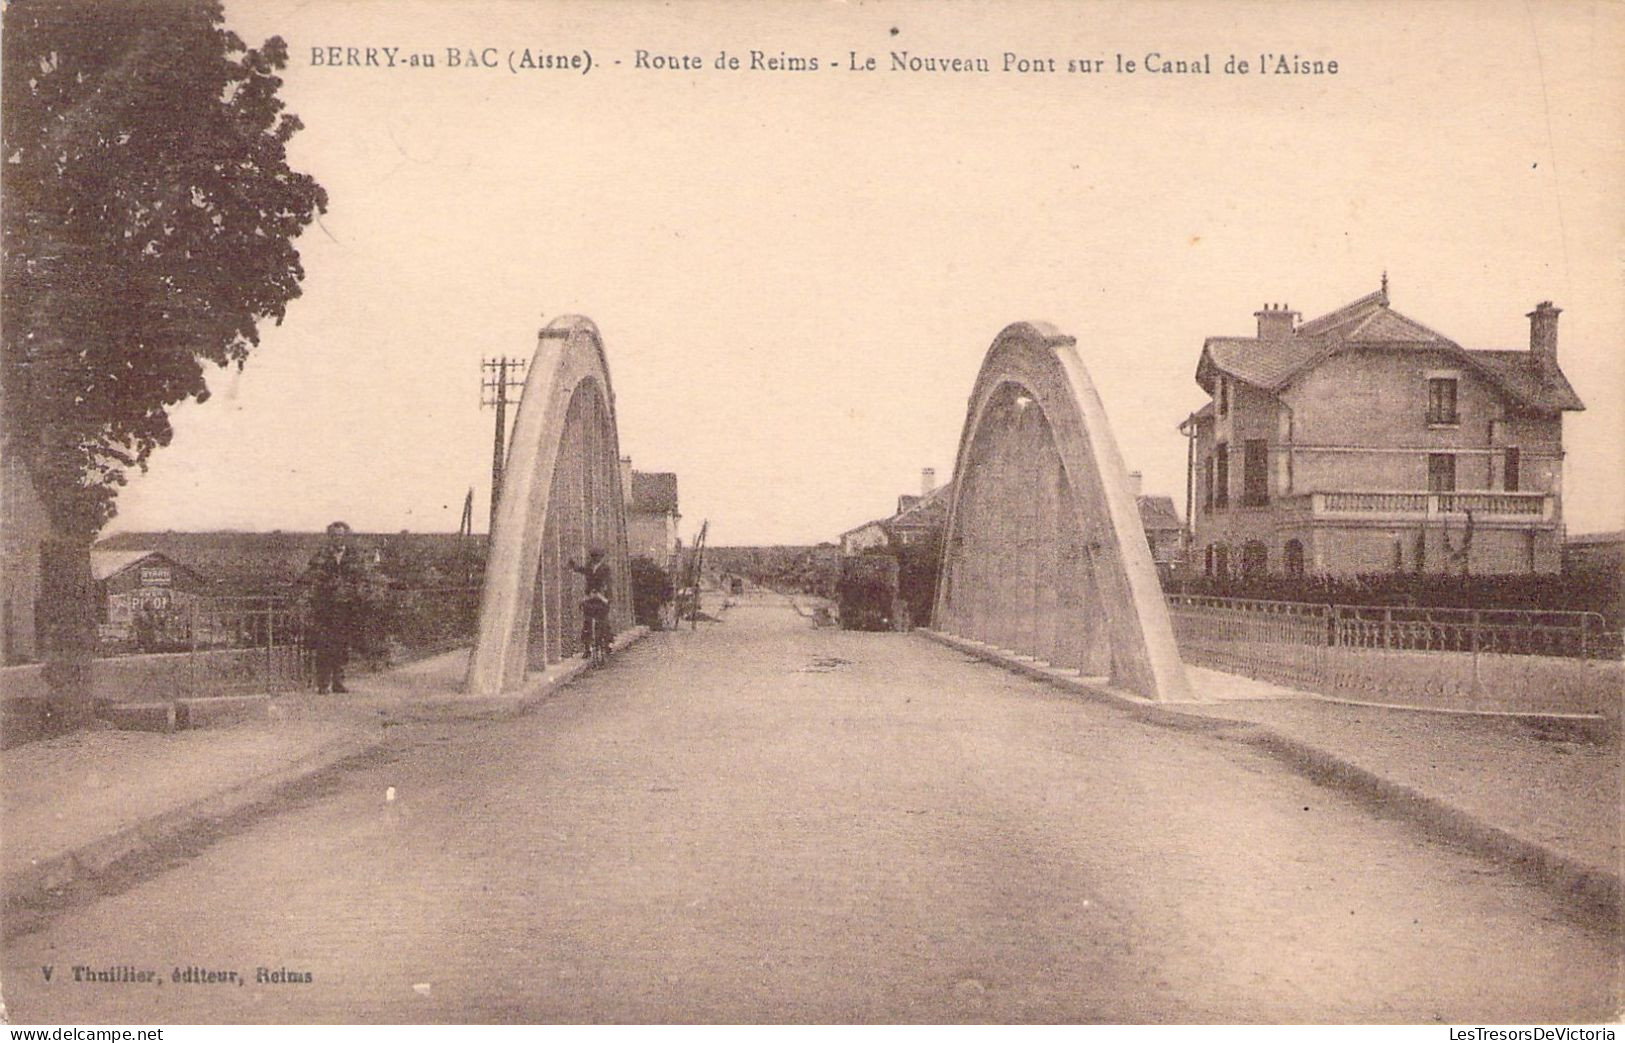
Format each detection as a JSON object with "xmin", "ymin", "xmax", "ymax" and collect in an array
[{"xmin": 38, "ymin": 536, "xmax": 95, "ymax": 733}]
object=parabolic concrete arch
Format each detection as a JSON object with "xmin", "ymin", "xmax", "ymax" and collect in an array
[
  {"xmin": 933, "ymin": 322, "xmax": 1192, "ymax": 702},
  {"xmin": 466, "ymin": 315, "xmax": 633, "ymax": 697}
]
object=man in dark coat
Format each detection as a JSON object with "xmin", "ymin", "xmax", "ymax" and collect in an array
[
  {"xmin": 568, "ymin": 548, "xmax": 614, "ymax": 657},
  {"xmin": 301, "ymin": 521, "xmax": 368, "ymax": 693}
]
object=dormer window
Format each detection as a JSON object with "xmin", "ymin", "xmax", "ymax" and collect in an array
[
  {"xmin": 1217, "ymin": 377, "xmax": 1229, "ymax": 417},
  {"xmin": 1426, "ymin": 374, "xmax": 1459, "ymax": 425}
]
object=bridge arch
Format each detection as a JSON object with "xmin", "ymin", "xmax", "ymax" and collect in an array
[
  {"xmin": 933, "ymin": 322, "xmax": 1191, "ymax": 701},
  {"xmin": 466, "ymin": 315, "xmax": 633, "ymax": 696}
]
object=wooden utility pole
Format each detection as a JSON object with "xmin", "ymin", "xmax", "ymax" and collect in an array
[
  {"xmin": 688, "ymin": 519, "xmax": 708, "ymax": 630},
  {"xmin": 458, "ymin": 487, "xmax": 474, "ymax": 538},
  {"xmin": 480, "ymin": 357, "xmax": 528, "ymax": 534}
]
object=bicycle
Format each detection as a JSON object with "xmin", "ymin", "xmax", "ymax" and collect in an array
[{"xmin": 584, "ymin": 611, "xmax": 612, "ymax": 667}]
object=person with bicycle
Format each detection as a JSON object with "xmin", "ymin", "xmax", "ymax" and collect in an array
[{"xmin": 567, "ymin": 548, "xmax": 614, "ymax": 659}]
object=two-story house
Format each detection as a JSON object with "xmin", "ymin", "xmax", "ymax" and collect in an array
[{"xmin": 1180, "ymin": 285, "xmax": 1584, "ymax": 578}]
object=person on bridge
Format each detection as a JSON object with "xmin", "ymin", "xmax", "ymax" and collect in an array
[
  {"xmin": 299, "ymin": 521, "xmax": 372, "ymax": 693},
  {"xmin": 568, "ymin": 548, "xmax": 614, "ymax": 658}
]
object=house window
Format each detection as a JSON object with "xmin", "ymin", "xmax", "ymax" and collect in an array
[
  {"xmin": 1241, "ymin": 541, "xmax": 1268, "ymax": 578},
  {"xmin": 1203, "ymin": 456, "xmax": 1214, "ymax": 511},
  {"xmin": 1284, "ymin": 539, "xmax": 1305, "ymax": 577},
  {"xmin": 1204, "ymin": 545, "xmax": 1215, "ymax": 576},
  {"xmin": 1427, "ymin": 377, "xmax": 1459, "ymax": 425},
  {"xmin": 1214, "ymin": 443, "xmax": 1229, "ymax": 509},
  {"xmin": 1242, "ymin": 439, "xmax": 1269, "ymax": 506},
  {"xmin": 1218, "ymin": 378, "xmax": 1229, "ymax": 417},
  {"xmin": 1504, "ymin": 447, "xmax": 1520, "ymax": 492},
  {"xmin": 1213, "ymin": 544, "xmax": 1230, "ymax": 577},
  {"xmin": 1427, "ymin": 453, "xmax": 1456, "ymax": 493}
]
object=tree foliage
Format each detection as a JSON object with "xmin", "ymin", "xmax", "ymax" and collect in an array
[{"xmin": 2, "ymin": 0, "xmax": 328, "ymax": 536}]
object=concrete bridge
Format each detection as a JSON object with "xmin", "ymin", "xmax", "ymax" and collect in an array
[{"xmin": 466, "ymin": 315, "xmax": 1191, "ymax": 704}]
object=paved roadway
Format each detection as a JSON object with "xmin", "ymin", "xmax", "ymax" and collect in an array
[{"xmin": 3, "ymin": 594, "xmax": 1619, "ymax": 1023}]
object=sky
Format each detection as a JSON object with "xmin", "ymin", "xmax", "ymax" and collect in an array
[{"xmin": 104, "ymin": 0, "xmax": 1625, "ymax": 546}]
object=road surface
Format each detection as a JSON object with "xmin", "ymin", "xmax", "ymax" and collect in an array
[{"xmin": 3, "ymin": 594, "xmax": 1619, "ymax": 1022}]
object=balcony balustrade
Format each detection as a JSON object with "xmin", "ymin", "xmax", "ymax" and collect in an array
[{"xmin": 1277, "ymin": 490, "xmax": 1554, "ymax": 522}]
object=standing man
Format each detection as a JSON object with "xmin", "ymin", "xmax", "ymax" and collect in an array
[
  {"xmin": 567, "ymin": 547, "xmax": 614, "ymax": 658},
  {"xmin": 301, "ymin": 521, "xmax": 367, "ymax": 693}
]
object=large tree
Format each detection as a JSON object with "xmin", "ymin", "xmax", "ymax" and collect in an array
[
  {"xmin": 2, "ymin": 0, "xmax": 328, "ymax": 537},
  {"xmin": 2, "ymin": 0, "xmax": 327, "ymax": 725}
]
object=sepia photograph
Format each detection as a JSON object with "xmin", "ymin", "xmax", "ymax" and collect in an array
[{"xmin": 1, "ymin": 0, "xmax": 1622, "ymax": 1027}]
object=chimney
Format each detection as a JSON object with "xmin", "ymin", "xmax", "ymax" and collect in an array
[
  {"xmin": 921, "ymin": 467, "xmax": 936, "ymax": 496},
  {"xmin": 1527, "ymin": 300, "xmax": 1561, "ymax": 378},
  {"xmin": 1254, "ymin": 302, "xmax": 1298, "ymax": 341},
  {"xmin": 1127, "ymin": 470, "xmax": 1143, "ymax": 498},
  {"xmin": 619, "ymin": 456, "xmax": 633, "ymax": 505}
]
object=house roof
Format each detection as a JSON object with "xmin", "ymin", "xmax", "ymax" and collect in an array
[
  {"xmin": 839, "ymin": 480, "xmax": 956, "ymax": 545},
  {"xmin": 838, "ymin": 518, "xmax": 889, "ymax": 541},
  {"xmin": 90, "ymin": 550, "xmax": 168, "ymax": 582},
  {"xmin": 1136, "ymin": 495, "xmax": 1182, "ymax": 532},
  {"xmin": 94, "ymin": 531, "xmax": 481, "ymax": 593},
  {"xmin": 887, "ymin": 480, "xmax": 955, "ymax": 532},
  {"xmin": 1197, "ymin": 288, "xmax": 1584, "ymax": 414},
  {"xmin": 842, "ymin": 481, "xmax": 1182, "ymax": 544},
  {"xmin": 1471, "ymin": 350, "xmax": 1585, "ymax": 412},
  {"xmin": 1179, "ymin": 401, "xmax": 1215, "ymax": 432},
  {"xmin": 630, "ymin": 471, "xmax": 679, "ymax": 515},
  {"xmin": 96, "ymin": 532, "xmax": 323, "ymax": 590}
]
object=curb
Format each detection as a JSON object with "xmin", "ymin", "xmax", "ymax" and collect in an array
[
  {"xmin": 917, "ymin": 628, "xmax": 1622, "ymax": 925},
  {"xmin": 378, "ymin": 626, "xmax": 651, "ymax": 724},
  {"xmin": 2, "ymin": 727, "xmax": 383, "ymax": 921}
]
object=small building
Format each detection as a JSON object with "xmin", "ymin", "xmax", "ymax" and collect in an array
[
  {"xmin": 621, "ymin": 460, "xmax": 681, "ymax": 566},
  {"xmin": 91, "ymin": 550, "xmax": 210, "ymax": 645},
  {"xmin": 1137, "ymin": 494, "xmax": 1185, "ymax": 574},
  {"xmin": 886, "ymin": 480, "xmax": 954, "ymax": 549},
  {"xmin": 1181, "ymin": 284, "xmax": 1584, "ymax": 578},
  {"xmin": 840, "ymin": 469, "xmax": 946, "ymax": 555},
  {"xmin": 839, "ymin": 519, "xmax": 891, "ymax": 557}
]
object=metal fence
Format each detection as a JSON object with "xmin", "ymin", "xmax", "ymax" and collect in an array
[
  {"xmin": 185, "ymin": 596, "xmax": 306, "ymax": 694},
  {"xmin": 95, "ymin": 595, "xmax": 307, "ymax": 696},
  {"xmin": 1166, "ymin": 594, "xmax": 1622, "ymax": 714},
  {"xmin": 92, "ymin": 585, "xmax": 485, "ymax": 697}
]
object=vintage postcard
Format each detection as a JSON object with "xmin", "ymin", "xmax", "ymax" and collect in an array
[{"xmin": 2, "ymin": 0, "xmax": 1621, "ymax": 1028}]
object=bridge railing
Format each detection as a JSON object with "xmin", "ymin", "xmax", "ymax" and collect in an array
[{"xmin": 1165, "ymin": 594, "xmax": 1622, "ymax": 715}]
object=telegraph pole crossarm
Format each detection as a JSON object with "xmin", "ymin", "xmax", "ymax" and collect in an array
[{"xmin": 480, "ymin": 357, "xmax": 529, "ymax": 534}]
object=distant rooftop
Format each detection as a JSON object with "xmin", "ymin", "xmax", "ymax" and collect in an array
[{"xmin": 630, "ymin": 471, "xmax": 679, "ymax": 515}]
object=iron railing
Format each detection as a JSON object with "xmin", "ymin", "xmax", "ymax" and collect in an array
[
  {"xmin": 1165, "ymin": 594, "xmax": 1621, "ymax": 713},
  {"xmin": 185, "ymin": 596, "xmax": 305, "ymax": 694},
  {"xmin": 95, "ymin": 595, "xmax": 307, "ymax": 695}
]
